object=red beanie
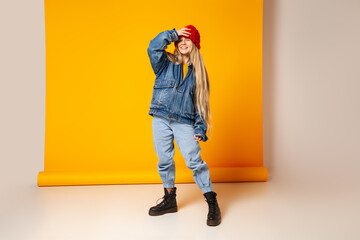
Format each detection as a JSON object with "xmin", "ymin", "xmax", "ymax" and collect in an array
[{"xmin": 176, "ymin": 25, "xmax": 201, "ymax": 50}]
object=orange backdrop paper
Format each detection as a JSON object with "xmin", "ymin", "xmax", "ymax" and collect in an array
[{"xmin": 38, "ymin": 0, "xmax": 267, "ymax": 186}]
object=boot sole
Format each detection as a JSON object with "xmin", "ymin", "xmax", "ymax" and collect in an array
[
  {"xmin": 207, "ymin": 219, "xmax": 221, "ymax": 226},
  {"xmin": 148, "ymin": 207, "xmax": 178, "ymax": 216}
]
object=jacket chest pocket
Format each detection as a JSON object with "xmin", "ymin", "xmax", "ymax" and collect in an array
[
  {"xmin": 181, "ymin": 90, "xmax": 195, "ymax": 116},
  {"xmin": 152, "ymin": 79, "xmax": 175, "ymax": 107}
]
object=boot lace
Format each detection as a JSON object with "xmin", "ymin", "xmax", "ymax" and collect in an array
[
  {"xmin": 155, "ymin": 193, "xmax": 173, "ymax": 207},
  {"xmin": 156, "ymin": 196, "xmax": 167, "ymax": 206},
  {"xmin": 206, "ymin": 199, "xmax": 217, "ymax": 214}
]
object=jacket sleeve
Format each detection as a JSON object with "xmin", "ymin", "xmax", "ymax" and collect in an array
[
  {"xmin": 147, "ymin": 28, "xmax": 179, "ymax": 77},
  {"xmin": 194, "ymin": 108, "xmax": 209, "ymax": 142}
]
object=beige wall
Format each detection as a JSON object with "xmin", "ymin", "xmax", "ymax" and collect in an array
[
  {"xmin": 0, "ymin": 0, "xmax": 359, "ymax": 188},
  {"xmin": 263, "ymin": 0, "xmax": 360, "ymax": 185},
  {"xmin": 0, "ymin": 0, "xmax": 45, "ymax": 188}
]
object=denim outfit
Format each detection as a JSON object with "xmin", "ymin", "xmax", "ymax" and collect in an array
[
  {"xmin": 148, "ymin": 28, "xmax": 213, "ymax": 193},
  {"xmin": 147, "ymin": 27, "xmax": 208, "ymax": 142}
]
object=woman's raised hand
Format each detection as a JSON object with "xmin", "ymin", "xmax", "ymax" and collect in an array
[
  {"xmin": 194, "ymin": 135, "xmax": 203, "ymax": 142},
  {"xmin": 176, "ymin": 27, "xmax": 191, "ymax": 38}
]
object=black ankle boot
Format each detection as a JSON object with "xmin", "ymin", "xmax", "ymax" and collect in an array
[
  {"xmin": 149, "ymin": 187, "xmax": 178, "ymax": 216},
  {"xmin": 203, "ymin": 191, "xmax": 221, "ymax": 226}
]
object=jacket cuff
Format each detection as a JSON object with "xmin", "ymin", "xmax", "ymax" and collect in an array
[
  {"xmin": 194, "ymin": 121, "xmax": 208, "ymax": 142},
  {"xmin": 194, "ymin": 131, "xmax": 208, "ymax": 142},
  {"xmin": 171, "ymin": 28, "xmax": 179, "ymax": 41}
]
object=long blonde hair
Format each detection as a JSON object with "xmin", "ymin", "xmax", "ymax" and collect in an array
[{"xmin": 165, "ymin": 41, "xmax": 212, "ymax": 134}]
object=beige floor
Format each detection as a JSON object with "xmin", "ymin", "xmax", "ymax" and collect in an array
[{"xmin": 1, "ymin": 178, "xmax": 359, "ymax": 240}]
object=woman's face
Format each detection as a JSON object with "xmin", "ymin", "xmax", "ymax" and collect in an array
[{"xmin": 176, "ymin": 36, "xmax": 193, "ymax": 55}]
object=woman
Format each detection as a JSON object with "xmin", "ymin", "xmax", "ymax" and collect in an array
[{"xmin": 147, "ymin": 25, "xmax": 221, "ymax": 226}]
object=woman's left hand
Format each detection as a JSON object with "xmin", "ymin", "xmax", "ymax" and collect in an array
[{"xmin": 194, "ymin": 135, "xmax": 203, "ymax": 142}]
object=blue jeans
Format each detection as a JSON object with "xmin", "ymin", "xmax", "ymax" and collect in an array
[{"xmin": 152, "ymin": 115, "xmax": 214, "ymax": 193}]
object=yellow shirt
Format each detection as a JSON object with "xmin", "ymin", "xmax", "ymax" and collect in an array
[{"xmin": 182, "ymin": 63, "xmax": 188, "ymax": 81}]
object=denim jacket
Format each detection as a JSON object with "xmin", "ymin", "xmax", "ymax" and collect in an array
[{"xmin": 147, "ymin": 28, "xmax": 208, "ymax": 142}]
